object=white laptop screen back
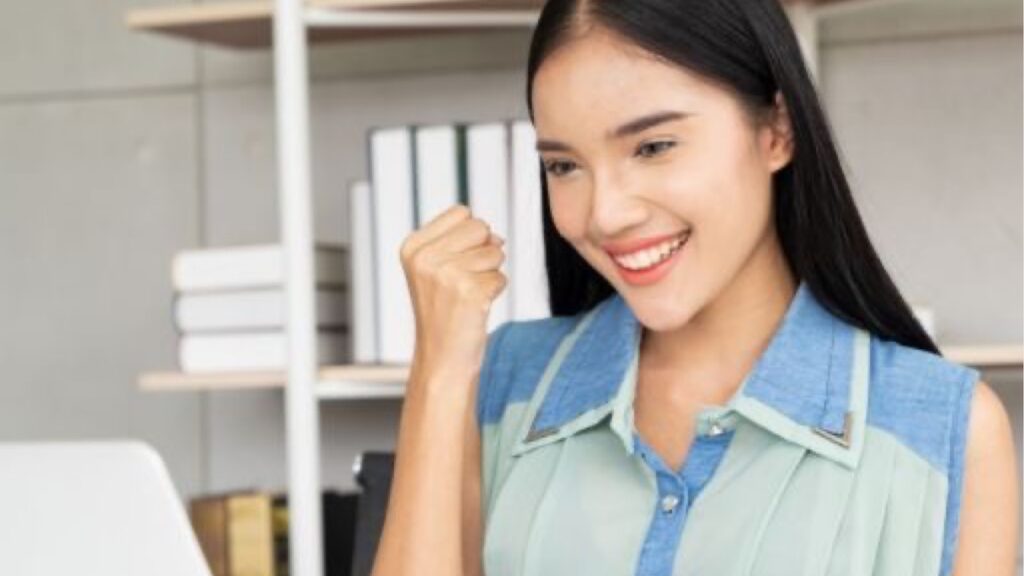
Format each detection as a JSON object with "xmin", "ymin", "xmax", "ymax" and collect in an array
[{"xmin": 0, "ymin": 441, "xmax": 212, "ymax": 576}]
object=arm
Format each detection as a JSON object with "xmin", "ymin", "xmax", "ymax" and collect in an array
[
  {"xmin": 951, "ymin": 379, "xmax": 1020, "ymax": 576},
  {"xmin": 462, "ymin": 382, "xmax": 484, "ymax": 576},
  {"xmin": 370, "ymin": 358, "xmax": 481, "ymax": 576},
  {"xmin": 370, "ymin": 204, "xmax": 505, "ymax": 576}
]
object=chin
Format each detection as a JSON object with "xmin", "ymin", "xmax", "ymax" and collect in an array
[{"xmin": 620, "ymin": 286, "xmax": 698, "ymax": 333}]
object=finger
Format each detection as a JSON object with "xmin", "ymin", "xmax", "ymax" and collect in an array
[
  {"xmin": 477, "ymin": 270, "xmax": 508, "ymax": 301},
  {"xmin": 405, "ymin": 203, "xmax": 472, "ymax": 256},
  {"xmin": 448, "ymin": 243, "xmax": 505, "ymax": 273},
  {"xmin": 425, "ymin": 216, "xmax": 493, "ymax": 256}
]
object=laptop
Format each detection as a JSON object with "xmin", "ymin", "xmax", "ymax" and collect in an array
[{"xmin": 0, "ymin": 440, "xmax": 212, "ymax": 576}]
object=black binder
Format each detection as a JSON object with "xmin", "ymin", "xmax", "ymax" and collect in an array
[{"xmin": 350, "ymin": 451, "xmax": 396, "ymax": 576}]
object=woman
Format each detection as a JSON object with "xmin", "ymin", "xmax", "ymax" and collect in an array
[{"xmin": 373, "ymin": 0, "xmax": 1019, "ymax": 575}]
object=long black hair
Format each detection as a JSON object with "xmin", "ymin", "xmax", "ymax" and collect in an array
[{"xmin": 525, "ymin": 0, "xmax": 942, "ymax": 355}]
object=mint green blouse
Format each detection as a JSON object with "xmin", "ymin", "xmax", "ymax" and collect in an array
[{"xmin": 475, "ymin": 281, "xmax": 979, "ymax": 576}]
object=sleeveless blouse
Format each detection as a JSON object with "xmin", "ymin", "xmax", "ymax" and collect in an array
[{"xmin": 474, "ymin": 280, "xmax": 980, "ymax": 576}]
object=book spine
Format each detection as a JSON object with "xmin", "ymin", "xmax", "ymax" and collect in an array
[
  {"xmin": 369, "ymin": 126, "xmax": 417, "ymax": 364},
  {"xmin": 349, "ymin": 179, "xmax": 379, "ymax": 364},
  {"xmin": 467, "ymin": 121, "xmax": 512, "ymax": 332},
  {"xmin": 510, "ymin": 119, "xmax": 551, "ymax": 321},
  {"xmin": 173, "ymin": 244, "xmax": 349, "ymax": 292},
  {"xmin": 190, "ymin": 496, "xmax": 229, "ymax": 576},
  {"xmin": 226, "ymin": 493, "xmax": 275, "ymax": 576}
]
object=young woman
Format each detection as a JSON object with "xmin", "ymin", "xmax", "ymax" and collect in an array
[{"xmin": 373, "ymin": 0, "xmax": 1019, "ymax": 575}]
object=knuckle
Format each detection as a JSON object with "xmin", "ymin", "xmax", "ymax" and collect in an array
[
  {"xmin": 413, "ymin": 254, "xmax": 437, "ymax": 278},
  {"xmin": 470, "ymin": 220, "xmax": 490, "ymax": 241},
  {"xmin": 399, "ymin": 236, "xmax": 417, "ymax": 261}
]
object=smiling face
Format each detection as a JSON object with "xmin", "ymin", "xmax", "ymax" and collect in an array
[{"xmin": 531, "ymin": 28, "xmax": 794, "ymax": 331}]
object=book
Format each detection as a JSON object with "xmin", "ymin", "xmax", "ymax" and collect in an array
[
  {"xmin": 466, "ymin": 121, "xmax": 512, "ymax": 331},
  {"xmin": 509, "ymin": 119, "xmax": 551, "ymax": 321},
  {"xmin": 190, "ymin": 496, "xmax": 230, "ymax": 576},
  {"xmin": 189, "ymin": 491, "xmax": 274, "ymax": 576},
  {"xmin": 179, "ymin": 331, "xmax": 349, "ymax": 372},
  {"xmin": 271, "ymin": 491, "xmax": 360, "ymax": 576},
  {"xmin": 173, "ymin": 244, "xmax": 349, "ymax": 292},
  {"xmin": 368, "ymin": 126, "xmax": 417, "ymax": 364},
  {"xmin": 174, "ymin": 288, "xmax": 349, "ymax": 333},
  {"xmin": 413, "ymin": 124, "xmax": 461, "ymax": 226},
  {"xmin": 227, "ymin": 493, "xmax": 275, "ymax": 576},
  {"xmin": 271, "ymin": 495, "xmax": 289, "ymax": 576},
  {"xmin": 348, "ymin": 180, "xmax": 379, "ymax": 364},
  {"xmin": 350, "ymin": 452, "xmax": 394, "ymax": 576}
]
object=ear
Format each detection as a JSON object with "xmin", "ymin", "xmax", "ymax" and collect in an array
[{"xmin": 765, "ymin": 91, "xmax": 794, "ymax": 173}]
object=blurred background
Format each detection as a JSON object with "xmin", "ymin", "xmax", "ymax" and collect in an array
[{"xmin": 0, "ymin": 0, "xmax": 1020, "ymax": 574}]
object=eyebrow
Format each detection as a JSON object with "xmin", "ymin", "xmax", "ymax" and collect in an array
[{"xmin": 535, "ymin": 110, "xmax": 691, "ymax": 153}]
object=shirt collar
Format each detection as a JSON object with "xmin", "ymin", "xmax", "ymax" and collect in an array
[{"xmin": 510, "ymin": 280, "xmax": 871, "ymax": 470}]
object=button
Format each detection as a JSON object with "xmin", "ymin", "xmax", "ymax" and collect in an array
[
  {"xmin": 660, "ymin": 494, "xmax": 680, "ymax": 514},
  {"xmin": 707, "ymin": 421, "xmax": 725, "ymax": 437}
]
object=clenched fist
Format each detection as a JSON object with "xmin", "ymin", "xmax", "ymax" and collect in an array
[{"xmin": 399, "ymin": 204, "xmax": 508, "ymax": 379}]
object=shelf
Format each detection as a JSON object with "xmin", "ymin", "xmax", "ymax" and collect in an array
[
  {"xmin": 140, "ymin": 369, "xmax": 288, "ymax": 390},
  {"xmin": 940, "ymin": 344, "xmax": 1024, "ymax": 370},
  {"xmin": 318, "ymin": 364, "xmax": 408, "ymax": 399},
  {"xmin": 125, "ymin": 0, "xmax": 546, "ymax": 49},
  {"xmin": 124, "ymin": 0, "xmax": 862, "ymax": 49},
  {"xmin": 139, "ymin": 364, "xmax": 409, "ymax": 399},
  {"xmin": 138, "ymin": 343, "xmax": 1022, "ymax": 395}
]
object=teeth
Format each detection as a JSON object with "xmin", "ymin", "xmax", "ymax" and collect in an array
[{"xmin": 613, "ymin": 233, "xmax": 688, "ymax": 271}]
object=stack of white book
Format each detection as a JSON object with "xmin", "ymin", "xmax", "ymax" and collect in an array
[
  {"xmin": 348, "ymin": 118, "xmax": 550, "ymax": 365},
  {"xmin": 171, "ymin": 244, "xmax": 351, "ymax": 372}
]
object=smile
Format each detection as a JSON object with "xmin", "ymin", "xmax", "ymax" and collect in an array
[
  {"xmin": 608, "ymin": 231, "xmax": 690, "ymax": 287},
  {"xmin": 610, "ymin": 231, "xmax": 689, "ymax": 271}
]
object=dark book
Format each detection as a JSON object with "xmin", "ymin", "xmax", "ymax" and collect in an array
[
  {"xmin": 271, "ymin": 490, "xmax": 360, "ymax": 576},
  {"xmin": 350, "ymin": 452, "xmax": 395, "ymax": 576}
]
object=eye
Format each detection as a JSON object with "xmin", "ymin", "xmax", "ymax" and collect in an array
[
  {"xmin": 635, "ymin": 140, "xmax": 677, "ymax": 158},
  {"xmin": 542, "ymin": 159, "xmax": 578, "ymax": 178}
]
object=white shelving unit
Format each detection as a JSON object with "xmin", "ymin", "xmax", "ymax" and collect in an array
[
  {"xmin": 128, "ymin": 2, "xmax": 544, "ymax": 575},
  {"xmin": 124, "ymin": 2, "xmax": 1023, "ymax": 576}
]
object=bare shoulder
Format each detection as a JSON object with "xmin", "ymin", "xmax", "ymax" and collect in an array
[
  {"xmin": 967, "ymin": 380, "xmax": 1015, "ymax": 452},
  {"xmin": 952, "ymin": 379, "xmax": 1020, "ymax": 576},
  {"xmin": 964, "ymin": 380, "xmax": 1016, "ymax": 473}
]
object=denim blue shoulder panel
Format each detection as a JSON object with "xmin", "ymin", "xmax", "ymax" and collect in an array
[
  {"xmin": 864, "ymin": 336, "xmax": 980, "ymax": 475},
  {"xmin": 476, "ymin": 314, "xmax": 582, "ymax": 427},
  {"xmin": 530, "ymin": 294, "xmax": 640, "ymax": 433},
  {"xmin": 864, "ymin": 336, "xmax": 980, "ymax": 576}
]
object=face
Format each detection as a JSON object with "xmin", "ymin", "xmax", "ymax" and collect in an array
[{"xmin": 531, "ymin": 28, "xmax": 794, "ymax": 331}]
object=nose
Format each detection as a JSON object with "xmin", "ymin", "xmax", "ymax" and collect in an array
[{"xmin": 589, "ymin": 166, "xmax": 648, "ymax": 239}]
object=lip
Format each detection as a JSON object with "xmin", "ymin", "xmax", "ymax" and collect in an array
[
  {"xmin": 602, "ymin": 231, "xmax": 689, "ymax": 256},
  {"xmin": 610, "ymin": 233, "xmax": 689, "ymax": 287}
]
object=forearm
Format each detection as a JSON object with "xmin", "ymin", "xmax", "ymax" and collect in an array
[{"xmin": 371, "ymin": 356, "xmax": 478, "ymax": 576}]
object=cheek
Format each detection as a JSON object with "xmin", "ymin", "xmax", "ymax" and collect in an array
[
  {"xmin": 677, "ymin": 143, "xmax": 774, "ymax": 258},
  {"xmin": 547, "ymin": 188, "xmax": 590, "ymax": 242},
  {"xmin": 695, "ymin": 168, "xmax": 775, "ymax": 268}
]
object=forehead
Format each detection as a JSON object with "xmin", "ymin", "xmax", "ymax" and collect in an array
[{"xmin": 531, "ymin": 30, "xmax": 721, "ymax": 132}]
